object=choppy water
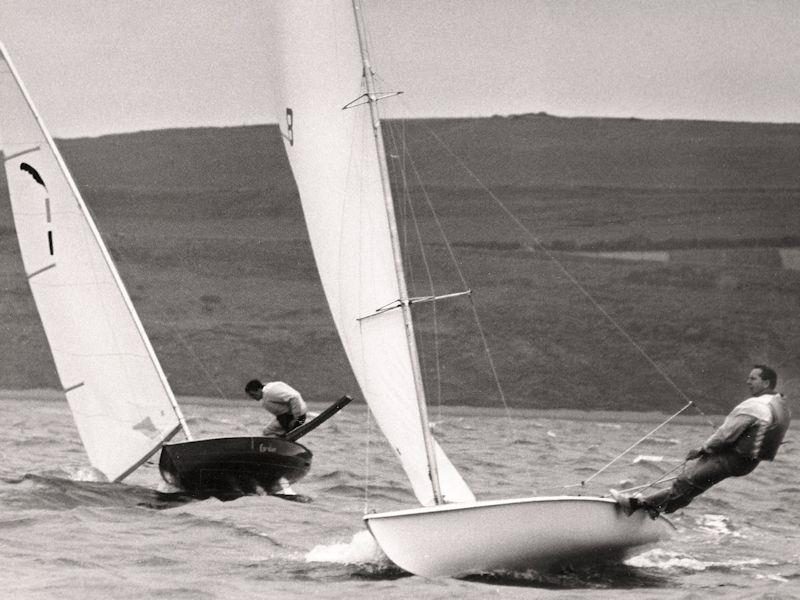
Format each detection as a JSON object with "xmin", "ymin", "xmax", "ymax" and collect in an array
[{"xmin": 1, "ymin": 394, "xmax": 798, "ymax": 599}]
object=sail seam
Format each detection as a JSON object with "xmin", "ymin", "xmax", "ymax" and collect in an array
[
  {"xmin": 63, "ymin": 382, "xmax": 85, "ymax": 394},
  {"xmin": 3, "ymin": 146, "xmax": 40, "ymax": 161},
  {"xmin": 27, "ymin": 263, "xmax": 56, "ymax": 278}
]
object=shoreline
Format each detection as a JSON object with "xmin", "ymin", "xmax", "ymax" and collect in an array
[{"xmin": 0, "ymin": 388, "xmax": 721, "ymax": 425}]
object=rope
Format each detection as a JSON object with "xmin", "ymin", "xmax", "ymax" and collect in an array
[
  {"xmin": 565, "ymin": 401, "xmax": 695, "ymax": 488},
  {"xmin": 616, "ymin": 464, "xmax": 685, "ymax": 495},
  {"xmin": 363, "ymin": 404, "xmax": 373, "ymax": 514}
]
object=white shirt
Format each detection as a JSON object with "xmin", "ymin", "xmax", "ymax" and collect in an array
[{"xmin": 259, "ymin": 381, "xmax": 306, "ymax": 419}]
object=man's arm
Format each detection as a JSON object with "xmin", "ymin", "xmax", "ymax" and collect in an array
[
  {"xmin": 701, "ymin": 413, "xmax": 757, "ymax": 454},
  {"xmin": 288, "ymin": 393, "xmax": 306, "ymax": 421}
]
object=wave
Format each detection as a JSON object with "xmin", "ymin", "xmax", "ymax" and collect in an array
[
  {"xmin": 461, "ymin": 563, "xmax": 674, "ymax": 589},
  {"xmin": 627, "ymin": 548, "xmax": 779, "ymax": 574},
  {"xmin": 639, "ymin": 436, "xmax": 681, "ymax": 447},
  {"xmin": 632, "ymin": 454, "xmax": 665, "ymax": 464},
  {"xmin": 7, "ymin": 436, "xmax": 64, "ymax": 448},
  {"xmin": 694, "ymin": 513, "xmax": 744, "ymax": 539},
  {"xmin": 510, "ymin": 438, "xmax": 538, "ymax": 446},
  {"xmin": 321, "ymin": 483, "xmax": 372, "ymax": 497},
  {"xmin": 313, "ymin": 469, "xmax": 362, "ymax": 482},
  {"xmin": 320, "ymin": 483, "xmax": 412, "ymax": 504},
  {"xmin": 0, "ymin": 473, "xmax": 197, "ymax": 511}
]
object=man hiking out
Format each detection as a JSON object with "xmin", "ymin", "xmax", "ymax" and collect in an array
[{"xmin": 612, "ymin": 364, "xmax": 790, "ymax": 518}]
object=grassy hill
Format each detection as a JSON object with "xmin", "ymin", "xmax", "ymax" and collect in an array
[{"xmin": 1, "ymin": 115, "xmax": 799, "ymax": 413}]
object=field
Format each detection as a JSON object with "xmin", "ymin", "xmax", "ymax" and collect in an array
[{"xmin": 1, "ymin": 115, "xmax": 799, "ymax": 413}]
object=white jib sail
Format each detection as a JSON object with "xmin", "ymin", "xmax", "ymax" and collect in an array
[
  {"xmin": 272, "ymin": 1, "xmax": 474, "ymax": 506},
  {"xmin": 0, "ymin": 44, "xmax": 185, "ymax": 481}
]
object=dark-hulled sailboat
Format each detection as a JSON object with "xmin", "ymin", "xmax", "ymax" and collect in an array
[{"xmin": 0, "ymin": 42, "xmax": 314, "ymax": 500}]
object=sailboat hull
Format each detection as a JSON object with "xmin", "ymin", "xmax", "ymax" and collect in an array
[
  {"xmin": 158, "ymin": 437, "xmax": 312, "ymax": 500},
  {"xmin": 364, "ymin": 495, "xmax": 673, "ymax": 577}
]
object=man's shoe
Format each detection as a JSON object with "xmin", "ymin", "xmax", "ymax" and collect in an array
[{"xmin": 609, "ymin": 488, "xmax": 639, "ymax": 517}]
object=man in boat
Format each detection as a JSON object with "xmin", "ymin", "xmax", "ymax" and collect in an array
[
  {"xmin": 613, "ymin": 364, "xmax": 791, "ymax": 518},
  {"xmin": 245, "ymin": 379, "xmax": 308, "ymax": 437}
]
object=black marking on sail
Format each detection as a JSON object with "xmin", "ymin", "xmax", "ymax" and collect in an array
[
  {"xmin": 20, "ymin": 162, "xmax": 46, "ymax": 187},
  {"xmin": 64, "ymin": 382, "xmax": 85, "ymax": 394},
  {"xmin": 45, "ymin": 198, "xmax": 51, "ymax": 222},
  {"xmin": 48, "ymin": 231, "xmax": 54, "ymax": 255}
]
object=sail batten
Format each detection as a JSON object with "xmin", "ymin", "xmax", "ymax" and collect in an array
[
  {"xmin": 273, "ymin": 1, "xmax": 474, "ymax": 506},
  {"xmin": 4, "ymin": 146, "xmax": 40, "ymax": 160},
  {"xmin": 0, "ymin": 43, "xmax": 190, "ymax": 481}
]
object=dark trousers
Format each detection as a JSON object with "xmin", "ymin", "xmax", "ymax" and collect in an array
[
  {"xmin": 641, "ymin": 452, "xmax": 759, "ymax": 514},
  {"xmin": 277, "ymin": 412, "xmax": 306, "ymax": 432}
]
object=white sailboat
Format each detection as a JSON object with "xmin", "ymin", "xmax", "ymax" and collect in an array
[
  {"xmin": 273, "ymin": 0, "xmax": 673, "ymax": 576},
  {"xmin": 0, "ymin": 43, "xmax": 318, "ymax": 497}
]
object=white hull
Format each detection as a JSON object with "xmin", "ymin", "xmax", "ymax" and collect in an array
[{"xmin": 364, "ymin": 495, "xmax": 673, "ymax": 577}]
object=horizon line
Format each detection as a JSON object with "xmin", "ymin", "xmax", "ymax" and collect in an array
[{"xmin": 52, "ymin": 111, "xmax": 800, "ymax": 141}]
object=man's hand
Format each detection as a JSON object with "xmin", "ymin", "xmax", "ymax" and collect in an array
[{"xmin": 685, "ymin": 447, "xmax": 705, "ymax": 461}]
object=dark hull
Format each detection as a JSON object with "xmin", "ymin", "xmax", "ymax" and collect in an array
[{"xmin": 158, "ymin": 437, "xmax": 312, "ymax": 501}]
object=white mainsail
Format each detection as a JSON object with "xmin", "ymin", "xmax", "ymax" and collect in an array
[
  {"xmin": 0, "ymin": 44, "xmax": 188, "ymax": 482},
  {"xmin": 272, "ymin": 1, "xmax": 474, "ymax": 506}
]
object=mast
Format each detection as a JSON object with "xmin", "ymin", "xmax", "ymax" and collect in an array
[{"xmin": 350, "ymin": 0, "xmax": 443, "ymax": 504}]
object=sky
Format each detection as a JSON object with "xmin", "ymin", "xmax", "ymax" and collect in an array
[{"xmin": 1, "ymin": 0, "xmax": 799, "ymax": 138}]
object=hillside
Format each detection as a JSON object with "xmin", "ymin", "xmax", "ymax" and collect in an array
[{"xmin": 1, "ymin": 115, "xmax": 799, "ymax": 413}]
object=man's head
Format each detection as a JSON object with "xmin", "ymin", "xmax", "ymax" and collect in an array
[
  {"xmin": 747, "ymin": 365, "xmax": 777, "ymax": 395},
  {"xmin": 245, "ymin": 379, "xmax": 264, "ymax": 400}
]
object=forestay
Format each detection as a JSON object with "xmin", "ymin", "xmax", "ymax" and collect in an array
[
  {"xmin": 272, "ymin": 1, "xmax": 474, "ymax": 506},
  {"xmin": 0, "ymin": 45, "xmax": 184, "ymax": 481}
]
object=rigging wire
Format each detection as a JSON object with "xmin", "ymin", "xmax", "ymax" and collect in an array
[
  {"xmin": 385, "ymin": 118, "xmax": 445, "ymax": 416},
  {"xmin": 422, "ymin": 120, "xmax": 711, "ymax": 418},
  {"xmin": 81, "ymin": 211, "xmax": 231, "ymax": 403},
  {"xmin": 361, "ymin": 6, "xmax": 512, "ymax": 430},
  {"xmin": 562, "ymin": 401, "xmax": 696, "ymax": 489},
  {"xmin": 408, "ymin": 121, "xmax": 729, "ymax": 484},
  {"xmin": 371, "ymin": 82, "xmax": 728, "ymax": 487},
  {"xmin": 381, "ymin": 115, "xmax": 514, "ymax": 429}
]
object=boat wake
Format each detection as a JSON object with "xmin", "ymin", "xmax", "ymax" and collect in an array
[
  {"xmin": 305, "ymin": 530, "xmax": 398, "ymax": 575},
  {"xmin": 626, "ymin": 548, "xmax": 709, "ymax": 572}
]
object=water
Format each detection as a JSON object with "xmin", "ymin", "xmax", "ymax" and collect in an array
[{"xmin": 1, "ymin": 393, "xmax": 798, "ymax": 599}]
